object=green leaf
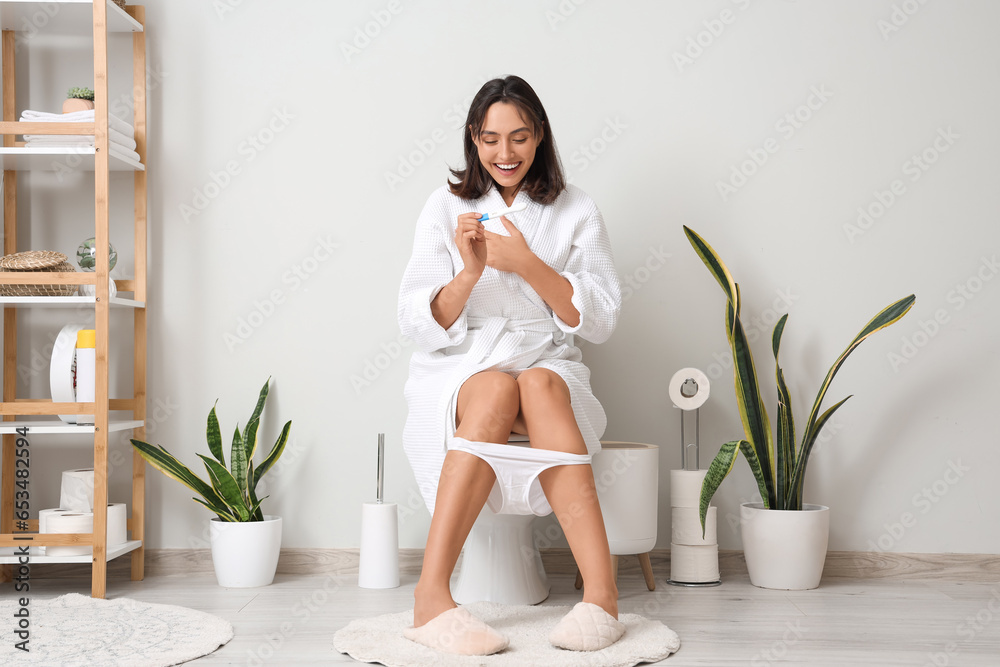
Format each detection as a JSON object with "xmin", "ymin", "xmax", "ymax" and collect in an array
[
  {"xmin": 739, "ymin": 440, "xmax": 770, "ymax": 510},
  {"xmin": 243, "ymin": 417, "xmax": 261, "ymax": 466},
  {"xmin": 727, "ymin": 297, "xmax": 775, "ymax": 506},
  {"xmin": 787, "ymin": 395, "xmax": 851, "ymax": 509},
  {"xmin": 771, "ymin": 312, "xmax": 788, "ymax": 359},
  {"xmin": 206, "ymin": 402, "xmax": 224, "ymax": 467},
  {"xmin": 790, "ymin": 294, "xmax": 914, "ymax": 507},
  {"xmin": 248, "ymin": 484, "xmax": 263, "ymax": 521},
  {"xmin": 198, "ymin": 454, "xmax": 250, "ymax": 521},
  {"xmin": 684, "ymin": 226, "xmax": 738, "ymax": 306},
  {"xmin": 230, "ymin": 426, "xmax": 248, "ymax": 496},
  {"xmin": 800, "ymin": 295, "xmax": 914, "ymax": 456},
  {"xmin": 192, "ymin": 496, "xmax": 237, "ymax": 522},
  {"xmin": 772, "ymin": 314, "xmax": 794, "ymax": 511},
  {"xmin": 686, "ymin": 226, "xmax": 774, "ymax": 506},
  {"xmin": 699, "ymin": 440, "xmax": 744, "ymax": 537},
  {"xmin": 243, "ymin": 379, "xmax": 271, "ymax": 457},
  {"xmin": 130, "ymin": 439, "xmax": 228, "ymax": 510},
  {"xmin": 248, "ymin": 494, "xmax": 269, "ymax": 521},
  {"xmin": 252, "ymin": 421, "xmax": 291, "ymax": 493},
  {"xmin": 246, "ymin": 378, "xmax": 271, "ymax": 430}
]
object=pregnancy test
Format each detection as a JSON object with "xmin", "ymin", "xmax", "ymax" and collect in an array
[{"xmin": 478, "ymin": 202, "xmax": 526, "ymax": 221}]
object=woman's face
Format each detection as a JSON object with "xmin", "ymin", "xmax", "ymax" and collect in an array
[{"xmin": 472, "ymin": 102, "xmax": 542, "ymax": 200}]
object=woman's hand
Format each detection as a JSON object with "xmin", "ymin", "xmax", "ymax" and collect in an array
[
  {"xmin": 455, "ymin": 212, "xmax": 487, "ymax": 277},
  {"xmin": 484, "ymin": 217, "xmax": 534, "ymax": 275}
]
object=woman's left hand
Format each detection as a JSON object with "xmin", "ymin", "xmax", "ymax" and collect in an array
[{"xmin": 484, "ymin": 217, "xmax": 534, "ymax": 275}]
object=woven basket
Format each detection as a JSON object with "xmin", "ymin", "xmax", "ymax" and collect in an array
[
  {"xmin": 113, "ymin": 0, "xmax": 127, "ymax": 9},
  {"xmin": 0, "ymin": 251, "xmax": 78, "ymax": 297}
]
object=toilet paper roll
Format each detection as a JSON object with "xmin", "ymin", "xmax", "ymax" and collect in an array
[
  {"xmin": 45, "ymin": 512, "xmax": 94, "ymax": 557},
  {"xmin": 38, "ymin": 508, "xmax": 73, "ymax": 554},
  {"xmin": 671, "ymin": 506, "xmax": 718, "ymax": 546},
  {"xmin": 60, "ymin": 468, "xmax": 94, "ymax": 512},
  {"xmin": 50, "ymin": 323, "xmax": 86, "ymax": 424},
  {"xmin": 670, "ymin": 469, "xmax": 708, "ymax": 508},
  {"xmin": 106, "ymin": 503, "xmax": 128, "ymax": 546},
  {"xmin": 358, "ymin": 502, "xmax": 399, "ymax": 589},
  {"xmin": 670, "ymin": 543, "xmax": 720, "ymax": 583},
  {"xmin": 668, "ymin": 367, "xmax": 710, "ymax": 411},
  {"xmin": 38, "ymin": 508, "xmax": 73, "ymax": 534}
]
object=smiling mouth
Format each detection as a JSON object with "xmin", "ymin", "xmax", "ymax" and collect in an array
[{"xmin": 494, "ymin": 162, "xmax": 521, "ymax": 175}]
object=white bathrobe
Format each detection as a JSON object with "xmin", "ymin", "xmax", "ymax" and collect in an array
[{"xmin": 398, "ymin": 184, "xmax": 622, "ymax": 515}]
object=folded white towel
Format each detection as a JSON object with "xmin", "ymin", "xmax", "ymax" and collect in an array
[
  {"xmin": 23, "ymin": 127, "xmax": 136, "ymax": 151},
  {"xmin": 23, "ymin": 139, "xmax": 142, "ymax": 165},
  {"xmin": 19, "ymin": 109, "xmax": 134, "ymax": 138}
]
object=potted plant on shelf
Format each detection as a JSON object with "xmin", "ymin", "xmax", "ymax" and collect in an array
[
  {"xmin": 684, "ymin": 226, "xmax": 915, "ymax": 590},
  {"xmin": 63, "ymin": 87, "xmax": 95, "ymax": 114},
  {"xmin": 131, "ymin": 378, "xmax": 291, "ymax": 588}
]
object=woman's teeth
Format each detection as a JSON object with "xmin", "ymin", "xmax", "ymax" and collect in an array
[{"xmin": 496, "ymin": 162, "xmax": 520, "ymax": 173}]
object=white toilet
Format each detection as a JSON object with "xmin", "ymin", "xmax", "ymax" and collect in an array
[{"xmin": 452, "ymin": 436, "xmax": 551, "ymax": 605}]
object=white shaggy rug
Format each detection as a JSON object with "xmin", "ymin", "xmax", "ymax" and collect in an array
[
  {"xmin": 334, "ymin": 601, "xmax": 681, "ymax": 666},
  {"xmin": 0, "ymin": 593, "xmax": 233, "ymax": 665}
]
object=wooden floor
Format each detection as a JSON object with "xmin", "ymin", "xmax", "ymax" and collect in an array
[{"xmin": 19, "ymin": 566, "xmax": 1000, "ymax": 666}]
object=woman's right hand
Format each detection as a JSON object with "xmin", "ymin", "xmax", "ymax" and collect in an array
[{"xmin": 455, "ymin": 212, "xmax": 487, "ymax": 277}]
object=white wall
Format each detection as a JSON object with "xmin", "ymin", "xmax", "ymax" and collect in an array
[{"xmin": 9, "ymin": 1, "xmax": 998, "ymax": 555}]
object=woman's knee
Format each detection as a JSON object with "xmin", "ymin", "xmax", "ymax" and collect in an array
[
  {"xmin": 516, "ymin": 368, "xmax": 570, "ymax": 403},
  {"xmin": 456, "ymin": 372, "xmax": 520, "ymax": 433}
]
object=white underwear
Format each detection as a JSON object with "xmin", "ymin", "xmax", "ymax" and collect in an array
[{"xmin": 447, "ymin": 437, "xmax": 593, "ymax": 516}]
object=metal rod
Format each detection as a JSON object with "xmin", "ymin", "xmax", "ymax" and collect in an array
[
  {"xmin": 679, "ymin": 408, "xmax": 686, "ymax": 469},
  {"xmin": 376, "ymin": 433, "xmax": 384, "ymax": 504},
  {"xmin": 680, "ymin": 407, "xmax": 701, "ymax": 471},
  {"xmin": 696, "ymin": 407, "xmax": 700, "ymax": 469}
]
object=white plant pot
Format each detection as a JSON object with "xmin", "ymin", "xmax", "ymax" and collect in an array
[
  {"xmin": 740, "ymin": 502, "xmax": 829, "ymax": 590},
  {"xmin": 209, "ymin": 515, "xmax": 282, "ymax": 588},
  {"xmin": 594, "ymin": 442, "xmax": 658, "ymax": 555}
]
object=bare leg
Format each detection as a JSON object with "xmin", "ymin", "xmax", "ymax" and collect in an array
[
  {"xmin": 412, "ymin": 371, "xmax": 519, "ymax": 627},
  {"xmin": 515, "ymin": 368, "xmax": 619, "ymax": 618}
]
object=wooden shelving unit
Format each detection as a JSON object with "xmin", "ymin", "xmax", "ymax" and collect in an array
[{"xmin": 0, "ymin": 0, "xmax": 146, "ymax": 598}]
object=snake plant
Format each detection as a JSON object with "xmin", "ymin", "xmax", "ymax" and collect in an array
[
  {"xmin": 683, "ymin": 227, "xmax": 915, "ymax": 534},
  {"xmin": 130, "ymin": 378, "xmax": 291, "ymax": 522}
]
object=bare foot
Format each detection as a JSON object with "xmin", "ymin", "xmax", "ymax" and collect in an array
[
  {"xmin": 582, "ymin": 584, "xmax": 619, "ymax": 619},
  {"xmin": 413, "ymin": 582, "xmax": 458, "ymax": 627}
]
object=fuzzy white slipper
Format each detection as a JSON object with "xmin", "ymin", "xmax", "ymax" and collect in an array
[
  {"xmin": 403, "ymin": 606, "xmax": 510, "ymax": 656},
  {"xmin": 548, "ymin": 601, "xmax": 626, "ymax": 651}
]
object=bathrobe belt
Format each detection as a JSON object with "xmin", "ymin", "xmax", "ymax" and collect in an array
[{"xmin": 453, "ymin": 316, "xmax": 566, "ymax": 370}]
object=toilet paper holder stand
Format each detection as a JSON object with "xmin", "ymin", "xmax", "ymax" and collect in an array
[{"xmin": 668, "ymin": 404, "xmax": 722, "ymax": 588}]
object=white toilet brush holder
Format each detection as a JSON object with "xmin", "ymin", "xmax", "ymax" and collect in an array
[
  {"xmin": 358, "ymin": 433, "xmax": 400, "ymax": 589},
  {"xmin": 359, "ymin": 501, "xmax": 399, "ymax": 588}
]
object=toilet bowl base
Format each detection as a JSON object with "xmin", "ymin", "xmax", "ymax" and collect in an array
[{"xmin": 453, "ymin": 511, "xmax": 550, "ymax": 605}]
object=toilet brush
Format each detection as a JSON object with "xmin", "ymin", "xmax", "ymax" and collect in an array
[{"xmin": 358, "ymin": 433, "xmax": 400, "ymax": 589}]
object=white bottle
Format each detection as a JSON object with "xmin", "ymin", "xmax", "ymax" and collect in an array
[{"xmin": 75, "ymin": 329, "xmax": 96, "ymax": 425}]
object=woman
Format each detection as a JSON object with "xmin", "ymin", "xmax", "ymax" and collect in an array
[{"xmin": 398, "ymin": 75, "xmax": 624, "ymax": 655}]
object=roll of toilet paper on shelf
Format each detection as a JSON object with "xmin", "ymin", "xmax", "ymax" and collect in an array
[
  {"xmin": 60, "ymin": 468, "xmax": 94, "ymax": 512},
  {"xmin": 38, "ymin": 508, "xmax": 73, "ymax": 534},
  {"xmin": 670, "ymin": 469, "xmax": 707, "ymax": 508},
  {"xmin": 50, "ymin": 323, "xmax": 86, "ymax": 424},
  {"xmin": 670, "ymin": 543, "xmax": 720, "ymax": 583},
  {"xmin": 671, "ymin": 506, "xmax": 718, "ymax": 546},
  {"xmin": 358, "ymin": 502, "xmax": 399, "ymax": 589},
  {"xmin": 45, "ymin": 512, "xmax": 94, "ymax": 557},
  {"xmin": 668, "ymin": 367, "xmax": 710, "ymax": 411},
  {"xmin": 38, "ymin": 508, "xmax": 73, "ymax": 554},
  {"xmin": 106, "ymin": 503, "xmax": 128, "ymax": 546}
]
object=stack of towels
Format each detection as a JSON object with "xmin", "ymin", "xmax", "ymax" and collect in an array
[{"xmin": 19, "ymin": 109, "xmax": 141, "ymax": 164}]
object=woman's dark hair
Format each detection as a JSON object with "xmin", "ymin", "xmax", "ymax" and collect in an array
[{"xmin": 449, "ymin": 76, "xmax": 565, "ymax": 205}]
